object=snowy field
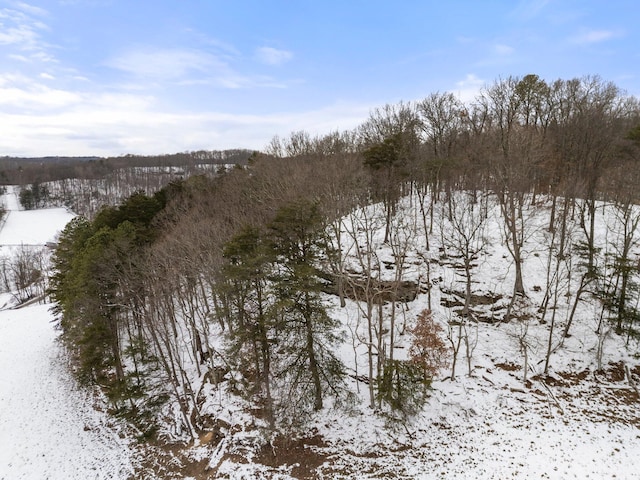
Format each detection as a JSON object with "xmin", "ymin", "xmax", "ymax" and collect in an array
[
  {"xmin": 0, "ymin": 186, "xmax": 74, "ymax": 246},
  {"xmin": 0, "ymin": 187, "xmax": 134, "ymax": 480}
]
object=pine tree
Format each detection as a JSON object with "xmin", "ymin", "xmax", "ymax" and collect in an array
[
  {"xmin": 222, "ymin": 226, "xmax": 277, "ymax": 424},
  {"xmin": 268, "ymin": 199, "xmax": 346, "ymax": 417}
]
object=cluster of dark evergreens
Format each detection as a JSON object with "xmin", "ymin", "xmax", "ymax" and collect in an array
[
  {"xmin": 48, "ymin": 74, "xmax": 640, "ymax": 439},
  {"xmin": 18, "ymin": 182, "xmax": 50, "ymax": 210}
]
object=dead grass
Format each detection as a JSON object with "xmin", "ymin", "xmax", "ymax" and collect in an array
[{"xmin": 256, "ymin": 434, "xmax": 329, "ymax": 479}]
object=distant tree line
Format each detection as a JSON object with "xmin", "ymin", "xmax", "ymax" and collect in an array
[
  {"xmin": 11, "ymin": 150, "xmax": 252, "ymax": 217},
  {"xmin": 0, "ymin": 149, "xmax": 253, "ymax": 185},
  {"xmin": 49, "ymin": 74, "xmax": 640, "ymax": 440}
]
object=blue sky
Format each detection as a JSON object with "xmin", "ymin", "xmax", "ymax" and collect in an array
[{"xmin": 0, "ymin": 0, "xmax": 638, "ymax": 156}]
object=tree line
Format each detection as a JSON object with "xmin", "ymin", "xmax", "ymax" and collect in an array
[
  {"xmin": 15, "ymin": 154, "xmax": 251, "ymax": 218},
  {"xmin": 48, "ymin": 74, "xmax": 640, "ymax": 440},
  {"xmin": 2, "ymin": 149, "xmax": 252, "ymax": 186}
]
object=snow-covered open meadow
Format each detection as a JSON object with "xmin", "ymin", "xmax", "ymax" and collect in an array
[{"xmin": 0, "ymin": 186, "xmax": 134, "ymax": 480}]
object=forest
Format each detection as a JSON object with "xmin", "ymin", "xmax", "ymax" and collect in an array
[
  {"xmin": 11, "ymin": 149, "xmax": 252, "ymax": 218},
  {"xmin": 41, "ymin": 74, "xmax": 640, "ymax": 474},
  {"xmin": 0, "ymin": 149, "xmax": 252, "ymax": 185}
]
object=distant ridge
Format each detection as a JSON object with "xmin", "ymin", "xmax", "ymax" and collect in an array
[
  {"xmin": 0, "ymin": 156, "xmax": 101, "ymax": 163},
  {"xmin": 0, "ymin": 149, "xmax": 253, "ymax": 185}
]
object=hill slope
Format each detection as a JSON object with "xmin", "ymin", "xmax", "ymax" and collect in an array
[
  {"xmin": 2, "ymin": 187, "xmax": 640, "ymax": 479},
  {"xmin": 178, "ymin": 194, "xmax": 640, "ymax": 479},
  {"xmin": 0, "ymin": 190, "xmax": 134, "ymax": 480}
]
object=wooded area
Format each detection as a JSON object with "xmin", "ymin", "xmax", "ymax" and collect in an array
[
  {"xmin": 45, "ymin": 74, "xmax": 640, "ymax": 440},
  {"xmin": 10, "ymin": 149, "xmax": 252, "ymax": 218}
]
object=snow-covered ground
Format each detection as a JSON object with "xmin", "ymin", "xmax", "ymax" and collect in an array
[
  {"xmin": 0, "ymin": 186, "xmax": 75, "ymax": 248},
  {"xmin": 0, "ymin": 186, "xmax": 134, "ymax": 480},
  {"xmin": 207, "ymin": 195, "xmax": 640, "ymax": 479},
  {"xmin": 2, "ymin": 182, "xmax": 639, "ymax": 479},
  {"xmin": 305, "ymin": 197, "xmax": 640, "ymax": 479}
]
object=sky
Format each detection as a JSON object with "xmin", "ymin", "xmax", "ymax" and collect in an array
[{"xmin": 0, "ymin": 0, "xmax": 638, "ymax": 157}]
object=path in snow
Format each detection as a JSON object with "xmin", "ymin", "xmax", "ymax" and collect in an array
[
  {"xmin": 1, "ymin": 185, "xmax": 21, "ymax": 211},
  {"xmin": 0, "ymin": 305, "xmax": 134, "ymax": 480},
  {"xmin": 0, "ymin": 186, "xmax": 74, "ymax": 247},
  {"xmin": 0, "ymin": 190, "xmax": 134, "ymax": 479}
]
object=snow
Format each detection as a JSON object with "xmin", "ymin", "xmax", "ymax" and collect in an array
[
  {"xmin": 0, "ymin": 305, "xmax": 134, "ymax": 480},
  {"xmin": 0, "ymin": 186, "xmax": 75, "ymax": 247},
  {"xmin": 0, "ymin": 187, "xmax": 134, "ymax": 480},
  {"xmin": 311, "ymin": 349, "xmax": 640, "ymax": 479},
  {"xmin": 2, "ymin": 181, "xmax": 639, "ymax": 479},
  {"xmin": 203, "ymin": 194, "xmax": 640, "ymax": 479},
  {"xmin": 298, "ymin": 195, "xmax": 640, "ymax": 480}
]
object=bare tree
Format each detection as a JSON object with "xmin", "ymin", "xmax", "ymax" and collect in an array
[
  {"xmin": 474, "ymin": 75, "xmax": 551, "ymax": 318},
  {"xmin": 359, "ymin": 102, "xmax": 422, "ymax": 243},
  {"xmin": 440, "ymin": 190, "xmax": 490, "ymax": 376},
  {"xmin": 540, "ymin": 195, "xmax": 576, "ymax": 373},
  {"xmin": 343, "ymin": 204, "xmax": 387, "ymax": 408}
]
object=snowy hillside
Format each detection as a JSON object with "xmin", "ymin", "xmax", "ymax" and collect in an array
[
  {"xmin": 2, "ymin": 181, "xmax": 640, "ymax": 480},
  {"xmin": 0, "ymin": 187, "xmax": 135, "ymax": 480},
  {"xmin": 205, "ymin": 193, "xmax": 640, "ymax": 479}
]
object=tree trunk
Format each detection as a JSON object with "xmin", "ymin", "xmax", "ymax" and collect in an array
[{"xmin": 304, "ymin": 293, "xmax": 323, "ymax": 411}]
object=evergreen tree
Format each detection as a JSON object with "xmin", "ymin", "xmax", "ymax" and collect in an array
[
  {"xmin": 222, "ymin": 226, "xmax": 277, "ymax": 424},
  {"xmin": 377, "ymin": 310, "xmax": 449, "ymax": 417},
  {"xmin": 362, "ymin": 133, "xmax": 408, "ymax": 243},
  {"xmin": 18, "ymin": 182, "xmax": 50, "ymax": 210},
  {"xmin": 268, "ymin": 199, "xmax": 346, "ymax": 416},
  {"xmin": 51, "ymin": 193, "xmax": 164, "ymax": 398}
]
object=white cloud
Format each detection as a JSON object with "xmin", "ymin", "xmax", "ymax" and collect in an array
[
  {"xmin": 0, "ymin": 4, "xmax": 48, "ymax": 49},
  {"xmin": 12, "ymin": 2, "xmax": 48, "ymax": 17},
  {"xmin": 0, "ymin": 74, "xmax": 371, "ymax": 156},
  {"xmin": 105, "ymin": 46, "xmax": 293, "ymax": 90},
  {"xmin": 453, "ymin": 74, "xmax": 485, "ymax": 103},
  {"xmin": 30, "ymin": 50, "xmax": 56, "ymax": 63},
  {"xmin": 570, "ymin": 29, "xmax": 620, "ymax": 45},
  {"xmin": 509, "ymin": 0, "xmax": 550, "ymax": 20},
  {"xmin": 471, "ymin": 41, "xmax": 517, "ymax": 69},
  {"xmin": 8, "ymin": 53, "xmax": 29, "ymax": 62},
  {"xmin": 0, "ymin": 24, "xmax": 38, "ymax": 46},
  {"xmin": 0, "ymin": 74, "xmax": 81, "ymax": 109},
  {"xmin": 494, "ymin": 44, "xmax": 515, "ymax": 56},
  {"xmin": 105, "ymin": 47, "xmax": 221, "ymax": 80},
  {"xmin": 255, "ymin": 46, "xmax": 293, "ymax": 66},
  {"xmin": 0, "ymin": 2, "xmax": 58, "ymax": 70}
]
